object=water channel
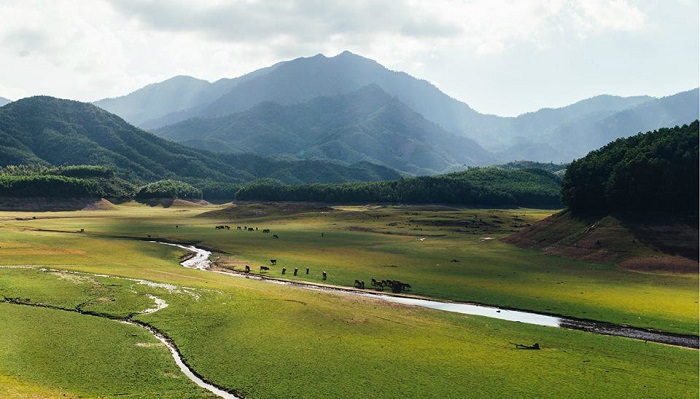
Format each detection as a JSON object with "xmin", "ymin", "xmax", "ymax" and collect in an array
[{"xmin": 164, "ymin": 242, "xmax": 699, "ymax": 349}]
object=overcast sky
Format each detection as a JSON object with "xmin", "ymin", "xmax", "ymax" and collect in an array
[{"xmin": 1, "ymin": 0, "xmax": 697, "ymax": 116}]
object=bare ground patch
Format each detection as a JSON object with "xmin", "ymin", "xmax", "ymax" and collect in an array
[
  {"xmin": 505, "ymin": 210, "xmax": 699, "ymax": 264},
  {"xmin": 619, "ymin": 256, "xmax": 699, "ymax": 274}
]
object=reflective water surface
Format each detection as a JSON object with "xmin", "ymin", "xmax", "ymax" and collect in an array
[{"xmin": 167, "ymin": 242, "xmax": 699, "ymax": 349}]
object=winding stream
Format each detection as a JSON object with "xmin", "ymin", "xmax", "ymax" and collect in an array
[
  {"xmin": 165, "ymin": 242, "xmax": 699, "ymax": 349},
  {"xmin": 124, "ymin": 321, "xmax": 240, "ymax": 399}
]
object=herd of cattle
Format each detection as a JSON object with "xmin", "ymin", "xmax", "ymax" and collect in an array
[
  {"xmin": 215, "ymin": 224, "xmax": 278, "ymax": 238},
  {"xmin": 216, "ymin": 223, "xmax": 411, "ymax": 293}
]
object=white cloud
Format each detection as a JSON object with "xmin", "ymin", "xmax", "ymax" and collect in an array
[
  {"xmin": 0, "ymin": 0, "xmax": 694, "ymax": 116},
  {"xmin": 570, "ymin": 0, "xmax": 647, "ymax": 34}
]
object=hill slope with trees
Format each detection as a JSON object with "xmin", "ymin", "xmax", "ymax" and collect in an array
[
  {"xmin": 0, "ymin": 96, "xmax": 402, "ymax": 193},
  {"xmin": 234, "ymin": 167, "xmax": 563, "ymax": 208},
  {"xmin": 561, "ymin": 121, "xmax": 698, "ymax": 215},
  {"xmin": 507, "ymin": 122, "xmax": 699, "ymax": 266},
  {"xmin": 156, "ymin": 85, "xmax": 496, "ymax": 175}
]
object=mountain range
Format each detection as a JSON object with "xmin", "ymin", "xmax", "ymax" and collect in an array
[
  {"xmin": 94, "ymin": 51, "xmax": 699, "ymax": 169},
  {"xmin": 0, "ymin": 96, "xmax": 400, "ymax": 186},
  {"xmin": 0, "ymin": 97, "xmax": 11, "ymax": 107},
  {"xmin": 155, "ymin": 85, "xmax": 496, "ymax": 175}
]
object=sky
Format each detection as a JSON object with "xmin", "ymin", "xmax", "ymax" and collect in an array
[{"xmin": 0, "ymin": 0, "xmax": 698, "ymax": 116}]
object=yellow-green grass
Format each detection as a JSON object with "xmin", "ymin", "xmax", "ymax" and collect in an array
[
  {"xmin": 0, "ymin": 202, "xmax": 697, "ymax": 398},
  {"xmin": 0, "ymin": 267, "xmax": 697, "ymax": 399},
  {"xmin": 0, "ymin": 203, "xmax": 697, "ymax": 335},
  {"xmin": 0, "ymin": 302, "xmax": 213, "ymax": 398}
]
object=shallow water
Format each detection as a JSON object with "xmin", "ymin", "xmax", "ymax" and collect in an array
[
  {"xmin": 166, "ymin": 242, "xmax": 699, "ymax": 349},
  {"xmin": 125, "ymin": 321, "xmax": 240, "ymax": 399}
]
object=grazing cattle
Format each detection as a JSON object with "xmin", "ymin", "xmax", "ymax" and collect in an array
[
  {"xmin": 255, "ymin": 227, "xmax": 258, "ymax": 231},
  {"xmin": 273, "ymin": 234, "xmax": 279, "ymax": 239},
  {"xmin": 294, "ymin": 268, "xmax": 298, "ymax": 276},
  {"xmin": 282, "ymin": 267, "xmax": 286, "ymax": 275},
  {"xmin": 225, "ymin": 225, "xmax": 230, "ymax": 230},
  {"xmin": 237, "ymin": 226, "xmax": 241, "ymax": 230},
  {"xmin": 371, "ymin": 278, "xmax": 378, "ymax": 286},
  {"xmin": 244, "ymin": 265, "xmax": 250, "ymax": 273},
  {"xmin": 260, "ymin": 266, "xmax": 270, "ymax": 272},
  {"xmin": 248, "ymin": 227, "xmax": 254, "ymax": 231},
  {"xmin": 175, "ymin": 225, "xmax": 178, "ymax": 229},
  {"xmin": 306, "ymin": 267, "xmax": 309, "ymax": 275},
  {"xmin": 262, "ymin": 229, "xmax": 270, "ymax": 233},
  {"xmin": 79, "ymin": 228, "xmax": 84, "ymax": 233},
  {"xmin": 354, "ymin": 280, "xmax": 365, "ymax": 289},
  {"xmin": 270, "ymin": 259, "xmax": 277, "ymax": 265},
  {"xmin": 322, "ymin": 271, "xmax": 327, "ymax": 281}
]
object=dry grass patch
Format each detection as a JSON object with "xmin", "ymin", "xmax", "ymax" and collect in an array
[{"xmin": 620, "ymin": 256, "xmax": 698, "ymax": 274}]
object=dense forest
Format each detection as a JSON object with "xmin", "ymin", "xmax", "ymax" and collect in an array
[
  {"xmin": 0, "ymin": 163, "xmax": 563, "ymax": 208},
  {"xmin": 0, "ymin": 165, "xmax": 135, "ymax": 199},
  {"xmin": 235, "ymin": 167, "xmax": 563, "ymax": 208},
  {"xmin": 561, "ymin": 121, "xmax": 698, "ymax": 214}
]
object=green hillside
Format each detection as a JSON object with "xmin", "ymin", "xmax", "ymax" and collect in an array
[
  {"xmin": 562, "ymin": 121, "xmax": 698, "ymax": 214},
  {"xmin": 0, "ymin": 96, "xmax": 402, "ymax": 194},
  {"xmin": 156, "ymin": 85, "xmax": 496, "ymax": 175},
  {"xmin": 508, "ymin": 122, "xmax": 699, "ymax": 265},
  {"xmin": 235, "ymin": 167, "xmax": 563, "ymax": 208}
]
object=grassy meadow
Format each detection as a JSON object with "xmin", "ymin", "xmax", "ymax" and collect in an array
[{"xmin": 0, "ymin": 201, "xmax": 696, "ymax": 398}]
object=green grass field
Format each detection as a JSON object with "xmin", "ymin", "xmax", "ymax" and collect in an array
[{"xmin": 0, "ymin": 201, "xmax": 696, "ymax": 398}]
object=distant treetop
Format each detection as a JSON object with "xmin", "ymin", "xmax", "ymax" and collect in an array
[{"xmin": 561, "ymin": 121, "xmax": 698, "ymax": 215}]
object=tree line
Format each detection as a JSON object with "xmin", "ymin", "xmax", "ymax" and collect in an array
[
  {"xmin": 0, "ymin": 164, "xmax": 564, "ymax": 207},
  {"xmin": 234, "ymin": 168, "xmax": 563, "ymax": 208},
  {"xmin": 561, "ymin": 121, "xmax": 698, "ymax": 214}
]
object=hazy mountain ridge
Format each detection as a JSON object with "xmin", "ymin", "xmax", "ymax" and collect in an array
[
  {"xmin": 0, "ymin": 96, "xmax": 402, "ymax": 186},
  {"xmin": 0, "ymin": 97, "xmax": 11, "ymax": 107},
  {"xmin": 95, "ymin": 51, "xmax": 699, "ymax": 164},
  {"xmin": 95, "ymin": 62, "xmax": 283, "ymax": 129},
  {"xmin": 531, "ymin": 89, "xmax": 699, "ymax": 162},
  {"xmin": 156, "ymin": 85, "xmax": 497, "ymax": 175}
]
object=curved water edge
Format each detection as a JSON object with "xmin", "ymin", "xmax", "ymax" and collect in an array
[
  {"xmin": 164, "ymin": 242, "xmax": 699, "ymax": 349},
  {"xmin": 0, "ymin": 265, "xmax": 240, "ymax": 399},
  {"xmin": 124, "ymin": 320, "xmax": 240, "ymax": 399}
]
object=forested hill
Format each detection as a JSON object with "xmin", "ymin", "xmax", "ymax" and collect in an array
[
  {"xmin": 561, "ymin": 121, "xmax": 699, "ymax": 215},
  {"xmin": 0, "ymin": 96, "xmax": 401, "ymax": 187},
  {"xmin": 156, "ymin": 85, "xmax": 496, "ymax": 175},
  {"xmin": 234, "ymin": 167, "xmax": 563, "ymax": 208}
]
